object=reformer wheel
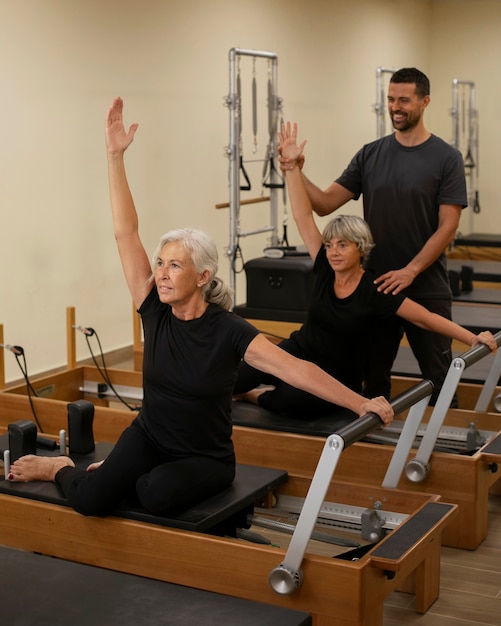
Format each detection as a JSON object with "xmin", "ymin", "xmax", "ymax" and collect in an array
[
  {"xmin": 405, "ymin": 458, "xmax": 430, "ymax": 483},
  {"xmin": 269, "ymin": 564, "xmax": 304, "ymax": 595}
]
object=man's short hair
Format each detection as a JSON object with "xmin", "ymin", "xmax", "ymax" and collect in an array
[{"xmin": 390, "ymin": 67, "xmax": 430, "ymax": 98}]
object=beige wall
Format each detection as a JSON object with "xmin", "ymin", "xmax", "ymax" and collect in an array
[{"xmin": 0, "ymin": 0, "xmax": 499, "ymax": 382}]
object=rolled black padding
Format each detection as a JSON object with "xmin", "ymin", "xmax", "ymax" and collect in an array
[
  {"xmin": 461, "ymin": 265, "xmax": 474, "ymax": 292},
  {"xmin": 337, "ymin": 379, "xmax": 434, "ymax": 449},
  {"xmin": 460, "ymin": 330, "xmax": 501, "ymax": 369},
  {"xmin": 8, "ymin": 419, "xmax": 37, "ymax": 463},
  {"xmin": 67, "ymin": 400, "xmax": 95, "ymax": 454}
]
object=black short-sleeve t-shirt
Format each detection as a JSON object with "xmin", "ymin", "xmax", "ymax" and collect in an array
[
  {"xmin": 290, "ymin": 247, "xmax": 405, "ymax": 391},
  {"xmin": 335, "ymin": 134, "xmax": 467, "ymax": 299},
  {"xmin": 138, "ymin": 288, "xmax": 259, "ymax": 461}
]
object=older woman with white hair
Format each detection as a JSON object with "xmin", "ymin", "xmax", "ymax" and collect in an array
[{"xmin": 7, "ymin": 101, "xmax": 394, "ymax": 517}]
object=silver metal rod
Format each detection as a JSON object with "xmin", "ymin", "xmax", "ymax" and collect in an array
[
  {"xmin": 382, "ymin": 395, "xmax": 432, "ymax": 488},
  {"xmin": 375, "ymin": 66, "xmax": 396, "ymax": 138},
  {"xmin": 238, "ymin": 226, "xmax": 275, "ymax": 238},
  {"xmin": 451, "ymin": 78, "xmax": 459, "ymax": 149},
  {"xmin": 475, "ymin": 347, "xmax": 501, "ymax": 412},
  {"xmin": 229, "ymin": 48, "xmax": 278, "ymax": 61},
  {"xmin": 250, "ymin": 515, "xmax": 359, "ymax": 548},
  {"xmin": 450, "ymin": 78, "xmax": 478, "ymax": 223},
  {"xmin": 269, "ymin": 55, "xmax": 280, "ymax": 247}
]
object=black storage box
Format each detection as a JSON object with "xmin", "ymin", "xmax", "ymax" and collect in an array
[{"xmin": 234, "ymin": 256, "xmax": 314, "ymax": 322}]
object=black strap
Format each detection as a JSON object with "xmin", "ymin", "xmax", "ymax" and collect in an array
[
  {"xmin": 240, "ymin": 155, "xmax": 251, "ymax": 191},
  {"xmin": 262, "ymin": 156, "xmax": 284, "ymax": 190},
  {"xmin": 231, "ymin": 238, "xmax": 245, "ymax": 274}
]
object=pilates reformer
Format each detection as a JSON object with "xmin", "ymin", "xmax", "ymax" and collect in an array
[
  {"xmin": 445, "ymin": 258, "xmax": 501, "ymax": 308},
  {"xmin": 7, "ymin": 308, "xmax": 501, "ymax": 442},
  {"xmin": 374, "ymin": 332, "xmax": 501, "ymax": 478},
  {"xmin": 266, "ymin": 380, "xmax": 446, "ymax": 594},
  {"xmin": 231, "ymin": 337, "xmax": 501, "ymax": 550},
  {"xmin": 0, "ymin": 419, "xmax": 289, "ymax": 539},
  {"xmin": 0, "ymin": 382, "xmax": 457, "ymax": 626},
  {"xmin": 447, "ymin": 259, "xmax": 501, "ymax": 284},
  {"xmin": 1, "ymin": 311, "xmax": 500, "ymax": 551},
  {"xmin": 391, "ymin": 299, "xmax": 501, "ymax": 387},
  {"xmin": 453, "ymin": 232, "xmax": 501, "ymax": 252},
  {"xmin": 0, "ymin": 545, "xmax": 313, "ymax": 626}
]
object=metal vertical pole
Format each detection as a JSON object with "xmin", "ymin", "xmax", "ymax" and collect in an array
[
  {"xmin": 375, "ymin": 67, "xmax": 396, "ymax": 138},
  {"xmin": 268, "ymin": 55, "xmax": 280, "ymax": 247},
  {"xmin": 451, "ymin": 78, "xmax": 459, "ymax": 149},
  {"xmin": 225, "ymin": 48, "xmax": 280, "ymax": 300},
  {"xmin": 227, "ymin": 48, "xmax": 240, "ymax": 297}
]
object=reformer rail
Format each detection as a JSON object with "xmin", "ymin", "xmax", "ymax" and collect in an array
[{"xmin": 269, "ymin": 379, "xmax": 434, "ymax": 595}]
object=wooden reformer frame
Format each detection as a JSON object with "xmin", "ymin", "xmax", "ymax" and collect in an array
[
  {"xmin": 1, "ymin": 309, "xmax": 500, "ymax": 550},
  {"xmin": 0, "ymin": 381, "xmax": 457, "ymax": 626}
]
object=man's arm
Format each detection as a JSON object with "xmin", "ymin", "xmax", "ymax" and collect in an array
[
  {"xmin": 374, "ymin": 204, "xmax": 462, "ymax": 295},
  {"xmin": 302, "ymin": 176, "xmax": 355, "ymax": 216},
  {"xmin": 279, "ymin": 149, "xmax": 354, "ymax": 216}
]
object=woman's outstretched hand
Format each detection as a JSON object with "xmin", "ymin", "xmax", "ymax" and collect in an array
[
  {"xmin": 359, "ymin": 396, "xmax": 394, "ymax": 425},
  {"xmin": 472, "ymin": 330, "xmax": 497, "ymax": 352},
  {"xmin": 278, "ymin": 121, "xmax": 307, "ymax": 170},
  {"xmin": 105, "ymin": 97, "xmax": 139, "ymax": 156}
]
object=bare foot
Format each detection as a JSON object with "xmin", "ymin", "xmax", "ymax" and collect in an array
[
  {"xmin": 233, "ymin": 386, "xmax": 273, "ymax": 405},
  {"xmin": 86, "ymin": 460, "xmax": 104, "ymax": 473},
  {"xmin": 9, "ymin": 455, "xmax": 75, "ymax": 483}
]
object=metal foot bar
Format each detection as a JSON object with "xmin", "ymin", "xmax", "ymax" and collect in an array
[
  {"xmin": 402, "ymin": 331, "xmax": 501, "ymax": 484},
  {"xmin": 474, "ymin": 345, "xmax": 501, "ymax": 412},
  {"xmin": 268, "ymin": 379, "xmax": 433, "ymax": 595}
]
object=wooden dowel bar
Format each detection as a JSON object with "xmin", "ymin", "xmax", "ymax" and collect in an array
[{"xmin": 215, "ymin": 196, "xmax": 270, "ymax": 209}]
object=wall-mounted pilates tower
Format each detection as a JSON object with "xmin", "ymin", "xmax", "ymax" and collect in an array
[
  {"xmin": 374, "ymin": 66, "xmax": 396, "ymax": 138},
  {"xmin": 221, "ymin": 47, "xmax": 284, "ymax": 300},
  {"xmin": 451, "ymin": 79, "xmax": 480, "ymax": 226}
]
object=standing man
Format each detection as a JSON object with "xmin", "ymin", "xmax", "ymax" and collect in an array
[{"xmin": 285, "ymin": 68, "xmax": 467, "ymax": 403}]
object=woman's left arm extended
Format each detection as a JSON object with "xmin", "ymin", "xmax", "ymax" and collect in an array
[
  {"xmin": 243, "ymin": 334, "xmax": 394, "ymax": 423},
  {"xmin": 397, "ymin": 298, "xmax": 497, "ymax": 351}
]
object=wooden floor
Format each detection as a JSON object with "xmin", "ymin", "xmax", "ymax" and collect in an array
[
  {"xmin": 384, "ymin": 494, "xmax": 501, "ymax": 625},
  {"xmin": 92, "ymin": 352, "xmax": 501, "ymax": 625}
]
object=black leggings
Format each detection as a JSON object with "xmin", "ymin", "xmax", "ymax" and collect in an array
[
  {"xmin": 363, "ymin": 298, "xmax": 454, "ymax": 404},
  {"xmin": 56, "ymin": 418, "xmax": 235, "ymax": 517},
  {"xmin": 233, "ymin": 337, "xmax": 351, "ymax": 417}
]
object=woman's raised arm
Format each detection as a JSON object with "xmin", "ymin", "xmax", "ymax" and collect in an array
[{"xmin": 105, "ymin": 97, "xmax": 152, "ymax": 308}]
